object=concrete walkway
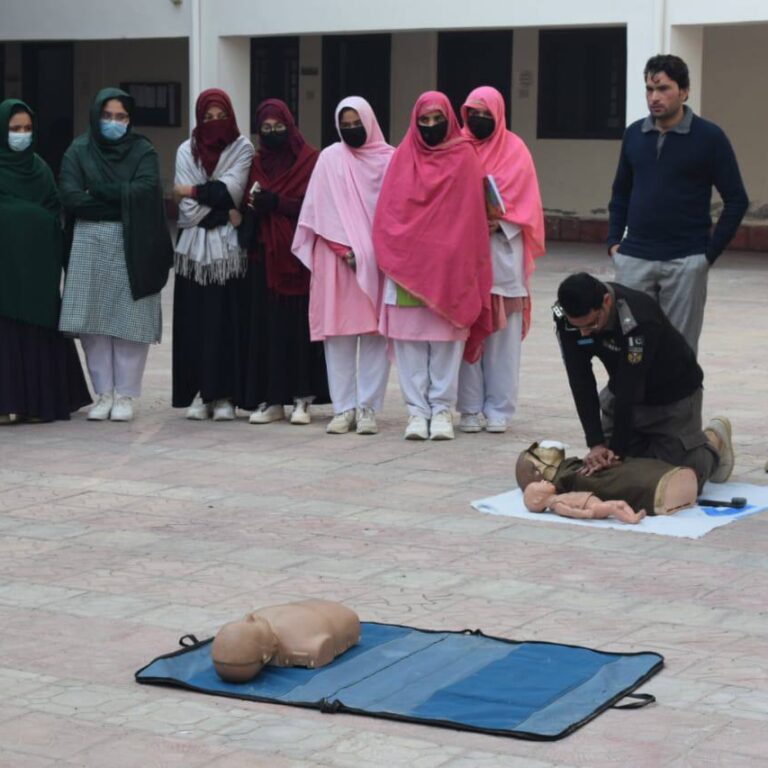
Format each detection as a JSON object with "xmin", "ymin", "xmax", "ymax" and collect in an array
[{"xmin": 0, "ymin": 244, "xmax": 766, "ymax": 767}]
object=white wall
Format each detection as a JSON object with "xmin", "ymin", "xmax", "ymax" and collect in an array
[
  {"xmin": 73, "ymin": 38, "xmax": 189, "ymax": 193},
  {"xmin": 1, "ymin": 0, "xmax": 190, "ymax": 40},
  {"xmin": 702, "ymin": 24, "xmax": 768, "ymax": 219}
]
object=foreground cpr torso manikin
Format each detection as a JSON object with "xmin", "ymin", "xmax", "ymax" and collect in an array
[{"xmin": 212, "ymin": 599, "xmax": 360, "ymax": 683}]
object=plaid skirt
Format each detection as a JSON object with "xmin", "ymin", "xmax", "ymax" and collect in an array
[{"xmin": 59, "ymin": 220, "xmax": 162, "ymax": 344}]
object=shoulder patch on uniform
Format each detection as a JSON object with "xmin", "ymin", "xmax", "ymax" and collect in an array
[{"xmin": 616, "ymin": 299, "xmax": 639, "ymax": 335}]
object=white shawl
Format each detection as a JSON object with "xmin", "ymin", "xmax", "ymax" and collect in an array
[{"xmin": 174, "ymin": 134, "xmax": 254, "ymax": 285}]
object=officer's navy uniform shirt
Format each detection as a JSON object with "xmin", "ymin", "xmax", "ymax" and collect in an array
[{"xmin": 555, "ymin": 283, "xmax": 703, "ymax": 456}]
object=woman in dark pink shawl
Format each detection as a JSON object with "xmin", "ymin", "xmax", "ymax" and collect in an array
[
  {"xmin": 373, "ymin": 91, "xmax": 492, "ymax": 441},
  {"xmin": 293, "ymin": 97, "xmax": 394, "ymax": 435},
  {"xmin": 456, "ymin": 86, "xmax": 545, "ymax": 435}
]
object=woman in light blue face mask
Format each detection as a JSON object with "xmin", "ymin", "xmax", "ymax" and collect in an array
[
  {"xmin": 0, "ymin": 99, "xmax": 91, "ymax": 424},
  {"xmin": 58, "ymin": 87, "xmax": 173, "ymax": 423}
]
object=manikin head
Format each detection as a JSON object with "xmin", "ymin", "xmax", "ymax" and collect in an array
[
  {"xmin": 211, "ymin": 614, "xmax": 279, "ymax": 683},
  {"xmin": 523, "ymin": 480, "xmax": 557, "ymax": 512},
  {"xmin": 515, "ymin": 442, "xmax": 566, "ymax": 490}
]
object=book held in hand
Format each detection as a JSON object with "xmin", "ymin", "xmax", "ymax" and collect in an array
[{"xmin": 484, "ymin": 174, "xmax": 506, "ymax": 218}]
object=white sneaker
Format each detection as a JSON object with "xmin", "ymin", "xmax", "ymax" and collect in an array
[
  {"xmin": 327, "ymin": 409, "xmax": 356, "ymax": 434},
  {"xmin": 485, "ymin": 418, "xmax": 507, "ymax": 434},
  {"xmin": 88, "ymin": 392, "xmax": 114, "ymax": 421},
  {"xmin": 249, "ymin": 403, "xmax": 285, "ymax": 424},
  {"xmin": 356, "ymin": 407, "xmax": 378, "ymax": 435},
  {"xmin": 110, "ymin": 394, "xmax": 134, "ymax": 422},
  {"xmin": 429, "ymin": 410, "xmax": 454, "ymax": 441},
  {"xmin": 186, "ymin": 395, "xmax": 211, "ymax": 420},
  {"xmin": 290, "ymin": 398, "xmax": 311, "ymax": 425},
  {"xmin": 458, "ymin": 413, "xmax": 483, "ymax": 433},
  {"xmin": 404, "ymin": 414, "xmax": 429, "ymax": 441},
  {"xmin": 212, "ymin": 399, "xmax": 235, "ymax": 421}
]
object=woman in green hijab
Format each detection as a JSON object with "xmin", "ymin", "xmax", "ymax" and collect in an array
[
  {"xmin": 0, "ymin": 99, "xmax": 90, "ymax": 424},
  {"xmin": 59, "ymin": 87, "xmax": 173, "ymax": 422}
]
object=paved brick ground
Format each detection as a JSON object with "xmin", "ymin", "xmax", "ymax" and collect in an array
[{"xmin": 0, "ymin": 244, "xmax": 766, "ymax": 767}]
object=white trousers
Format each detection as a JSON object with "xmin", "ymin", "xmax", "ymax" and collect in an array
[
  {"xmin": 457, "ymin": 312, "xmax": 523, "ymax": 423},
  {"xmin": 323, "ymin": 335, "xmax": 390, "ymax": 413},
  {"xmin": 80, "ymin": 333, "xmax": 150, "ymax": 398},
  {"xmin": 393, "ymin": 339, "xmax": 464, "ymax": 419}
]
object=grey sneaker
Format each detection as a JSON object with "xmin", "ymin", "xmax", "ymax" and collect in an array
[
  {"xmin": 356, "ymin": 407, "xmax": 378, "ymax": 435},
  {"xmin": 458, "ymin": 413, "xmax": 482, "ymax": 433},
  {"xmin": 327, "ymin": 409, "xmax": 356, "ymax": 434},
  {"xmin": 705, "ymin": 416, "xmax": 734, "ymax": 483}
]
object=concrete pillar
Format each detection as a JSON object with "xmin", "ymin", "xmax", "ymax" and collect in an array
[
  {"xmin": 299, "ymin": 36, "xmax": 322, "ymax": 147},
  {"xmin": 625, "ymin": 13, "xmax": 664, "ymax": 123},
  {"xmin": 194, "ymin": 0, "xmax": 250, "ymax": 135},
  {"xmin": 389, "ymin": 32, "xmax": 437, "ymax": 144},
  {"xmin": 669, "ymin": 25, "xmax": 703, "ymax": 114},
  {"xmin": 216, "ymin": 36, "xmax": 250, "ymax": 135}
]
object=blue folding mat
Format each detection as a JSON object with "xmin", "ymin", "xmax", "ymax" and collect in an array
[{"xmin": 135, "ymin": 621, "xmax": 663, "ymax": 740}]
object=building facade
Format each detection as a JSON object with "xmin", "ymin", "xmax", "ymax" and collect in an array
[{"xmin": 3, "ymin": 0, "xmax": 767, "ymax": 248}]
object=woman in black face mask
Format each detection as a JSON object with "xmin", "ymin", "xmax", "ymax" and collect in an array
[
  {"xmin": 235, "ymin": 99, "xmax": 329, "ymax": 426},
  {"xmin": 372, "ymin": 91, "xmax": 493, "ymax": 442},
  {"xmin": 416, "ymin": 110, "xmax": 449, "ymax": 147},
  {"xmin": 456, "ymin": 85, "xmax": 545, "ymax": 437},
  {"xmin": 292, "ymin": 97, "xmax": 394, "ymax": 436}
]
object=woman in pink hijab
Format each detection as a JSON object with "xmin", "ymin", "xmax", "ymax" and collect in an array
[
  {"xmin": 373, "ymin": 91, "xmax": 492, "ymax": 441},
  {"xmin": 293, "ymin": 97, "xmax": 394, "ymax": 436},
  {"xmin": 457, "ymin": 86, "xmax": 545, "ymax": 435}
]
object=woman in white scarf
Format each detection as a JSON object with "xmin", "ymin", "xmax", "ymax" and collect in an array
[{"xmin": 172, "ymin": 89, "xmax": 254, "ymax": 421}]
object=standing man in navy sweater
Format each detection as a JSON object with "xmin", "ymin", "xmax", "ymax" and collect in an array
[{"xmin": 607, "ymin": 55, "xmax": 748, "ymax": 355}]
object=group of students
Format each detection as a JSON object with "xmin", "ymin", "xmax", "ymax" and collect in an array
[{"xmin": 0, "ymin": 84, "xmax": 545, "ymax": 440}]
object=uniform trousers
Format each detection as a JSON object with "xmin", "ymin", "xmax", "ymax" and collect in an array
[
  {"xmin": 600, "ymin": 385, "xmax": 718, "ymax": 492},
  {"xmin": 393, "ymin": 339, "xmax": 464, "ymax": 419},
  {"xmin": 323, "ymin": 335, "xmax": 390, "ymax": 414},
  {"xmin": 80, "ymin": 333, "xmax": 150, "ymax": 398},
  {"xmin": 613, "ymin": 252, "xmax": 709, "ymax": 355},
  {"xmin": 457, "ymin": 311, "xmax": 522, "ymax": 424}
]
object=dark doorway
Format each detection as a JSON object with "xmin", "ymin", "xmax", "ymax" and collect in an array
[
  {"xmin": 322, "ymin": 34, "xmax": 391, "ymax": 146},
  {"xmin": 250, "ymin": 36, "xmax": 300, "ymax": 133},
  {"xmin": 437, "ymin": 30, "xmax": 513, "ymax": 125},
  {"xmin": 22, "ymin": 42, "xmax": 74, "ymax": 177}
]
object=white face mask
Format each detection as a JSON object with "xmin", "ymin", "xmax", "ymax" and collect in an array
[{"xmin": 8, "ymin": 132, "xmax": 33, "ymax": 152}]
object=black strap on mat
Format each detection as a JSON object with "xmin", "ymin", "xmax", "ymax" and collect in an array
[
  {"xmin": 179, "ymin": 634, "xmax": 200, "ymax": 648},
  {"xmin": 611, "ymin": 693, "xmax": 656, "ymax": 710}
]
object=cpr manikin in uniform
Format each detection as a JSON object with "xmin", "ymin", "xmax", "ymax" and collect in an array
[{"xmin": 516, "ymin": 441, "xmax": 698, "ymax": 523}]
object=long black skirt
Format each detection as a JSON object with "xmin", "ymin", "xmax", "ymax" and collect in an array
[
  {"xmin": 235, "ymin": 260, "xmax": 330, "ymax": 410},
  {"xmin": 0, "ymin": 315, "xmax": 91, "ymax": 422},
  {"xmin": 172, "ymin": 273, "xmax": 245, "ymax": 408}
]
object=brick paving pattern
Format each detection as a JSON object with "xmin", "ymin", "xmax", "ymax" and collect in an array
[{"xmin": 0, "ymin": 244, "xmax": 766, "ymax": 767}]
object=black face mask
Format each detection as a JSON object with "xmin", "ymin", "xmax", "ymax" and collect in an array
[
  {"xmin": 467, "ymin": 114, "xmax": 495, "ymax": 140},
  {"xmin": 418, "ymin": 121, "xmax": 448, "ymax": 147},
  {"xmin": 340, "ymin": 125, "xmax": 367, "ymax": 148},
  {"xmin": 260, "ymin": 131, "xmax": 288, "ymax": 151}
]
